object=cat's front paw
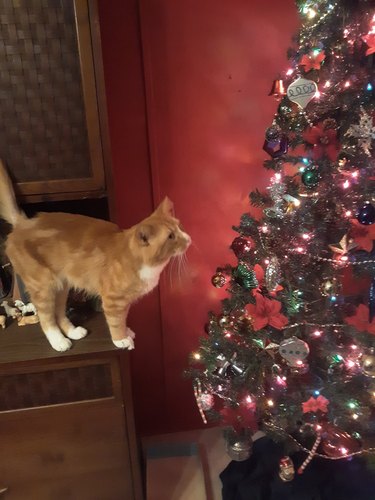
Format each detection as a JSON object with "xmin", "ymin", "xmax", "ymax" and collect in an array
[
  {"xmin": 67, "ymin": 326, "xmax": 88, "ymax": 340},
  {"xmin": 113, "ymin": 337, "xmax": 135, "ymax": 350},
  {"xmin": 46, "ymin": 331, "xmax": 72, "ymax": 352}
]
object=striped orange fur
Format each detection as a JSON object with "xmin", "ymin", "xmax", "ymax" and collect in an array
[{"xmin": 0, "ymin": 161, "xmax": 191, "ymax": 352}]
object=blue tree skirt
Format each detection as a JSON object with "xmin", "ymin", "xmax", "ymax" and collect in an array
[{"xmin": 220, "ymin": 436, "xmax": 375, "ymax": 500}]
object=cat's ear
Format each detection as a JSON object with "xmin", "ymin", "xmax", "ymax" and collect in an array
[
  {"xmin": 154, "ymin": 197, "xmax": 174, "ymax": 217},
  {"xmin": 137, "ymin": 224, "xmax": 155, "ymax": 246}
]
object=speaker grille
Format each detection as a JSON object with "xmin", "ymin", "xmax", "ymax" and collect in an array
[
  {"xmin": 0, "ymin": 0, "xmax": 91, "ymax": 183},
  {"xmin": 0, "ymin": 364, "xmax": 113, "ymax": 411}
]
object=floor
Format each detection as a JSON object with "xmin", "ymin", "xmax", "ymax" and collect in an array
[
  {"xmin": 143, "ymin": 428, "xmax": 375, "ymax": 500},
  {"xmin": 142, "ymin": 426, "xmax": 233, "ymax": 500}
]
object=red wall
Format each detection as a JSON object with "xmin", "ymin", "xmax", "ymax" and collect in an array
[{"xmin": 98, "ymin": 0, "xmax": 299, "ymax": 435}]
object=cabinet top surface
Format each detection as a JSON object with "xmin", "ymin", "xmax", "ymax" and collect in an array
[{"xmin": 0, "ymin": 312, "xmax": 121, "ymax": 366}]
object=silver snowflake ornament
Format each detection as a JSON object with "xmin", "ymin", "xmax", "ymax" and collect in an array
[{"xmin": 345, "ymin": 106, "xmax": 375, "ymax": 156}]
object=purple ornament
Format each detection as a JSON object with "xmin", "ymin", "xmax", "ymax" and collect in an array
[
  {"xmin": 263, "ymin": 135, "xmax": 288, "ymax": 158},
  {"xmin": 357, "ymin": 202, "xmax": 375, "ymax": 225}
]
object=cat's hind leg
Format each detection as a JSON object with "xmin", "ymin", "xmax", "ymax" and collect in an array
[
  {"xmin": 56, "ymin": 283, "xmax": 87, "ymax": 340},
  {"xmin": 27, "ymin": 284, "xmax": 72, "ymax": 352}
]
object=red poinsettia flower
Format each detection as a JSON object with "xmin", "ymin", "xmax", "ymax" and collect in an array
[
  {"xmin": 300, "ymin": 50, "xmax": 326, "ymax": 72},
  {"xmin": 302, "ymin": 395, "xmax": 329, "ymax": 414},
  {"xmin": 303, "ymin": 122, "xmax": 341, "ymax": 161},
  {"xmin": 349, "ymin": 219, "xmax": 375, "ymax": 252},
  {"xmin": 220, "ymin": 404, "xmax": 258, "ymax": 433},
  {"xmin": 253, "ymin": 264, "xmax": 283, "ymax": 295},
  {"xmin": 344, "ymin": 304, "xmax": 375, "ymax": 334},
  {"xmin": 246, "ymin": 292, "xmax": 288, "ymax": 331},
  {"xmin": 362, "ymin": 33, "xmax": 375, "ymax": 56}
]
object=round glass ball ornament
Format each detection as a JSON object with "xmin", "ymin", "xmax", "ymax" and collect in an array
[
  {"xmin": 357, "ymin": 202, "xmax": 375, "ymax": 225},
  {"xmin": 301, "ymin": 168, "xmax": 320, "ymax": 188},
  {"xmin": 211, "ymin": 271, "xmax": 226, "ymax": 288},
  {"xmin": 226, "ymin": 436, "xmax": 253, "ymax": 461},
  {"xmin": 362, "ymin": 349, "xmax": 375, "ymax": 378},
  {"xmin": 230, "ymin": 236, "xmax": 252, "ymax": 258},
  {"xmin": 265, "ymin": 125, "xmax": 282, "ymax": 141},
  {"xmin": 320, "ymin": 423, "xmax": 361, "ymax": 458}
]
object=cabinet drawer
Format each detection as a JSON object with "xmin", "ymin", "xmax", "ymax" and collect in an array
[{"xmin": 0, "ymin": 401, "xmax": 134, "ymax": 500}]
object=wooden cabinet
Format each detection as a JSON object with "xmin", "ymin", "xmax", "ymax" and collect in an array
[
  {"xmin": 0, "ymin": 0, "xmax": 111, "ymax": 203},
  {"xmin": 0, "ymin": 313, "xmax": 143, "ymax": 500}
]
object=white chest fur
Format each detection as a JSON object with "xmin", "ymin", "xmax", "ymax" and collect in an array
[{"xmin": 139, "ymin": 264, "xmax": 167, "ymax": 293}]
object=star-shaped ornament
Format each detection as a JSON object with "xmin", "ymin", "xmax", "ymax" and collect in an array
[
  {"xmin": 344, "ymin": 107, "xmax": 375, "ymax": 156},
  {"xmin": 329, "ymin": 234, "xmax": 357, "ymax": 256},
  {"xmin": 252, "ymin": 339, "xmax": 279, "ymax": 359},
  {"xmin": 264, "ymin": 342, "xmax": 280, "ymax": 359}
]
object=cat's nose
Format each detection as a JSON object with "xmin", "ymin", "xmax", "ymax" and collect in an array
[{"xmin": 185, "ymin": 234, "xmax": 192, "ymax": 247}]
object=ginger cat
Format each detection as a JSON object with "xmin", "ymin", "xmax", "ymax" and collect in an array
[{"xmin": 0, "ymin": 161, "xmax": 191, "ymax": 352}]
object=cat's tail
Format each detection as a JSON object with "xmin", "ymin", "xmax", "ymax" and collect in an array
[{"xmin": 0, "ymin": 159, "xmax": 25, "ymax": 226}]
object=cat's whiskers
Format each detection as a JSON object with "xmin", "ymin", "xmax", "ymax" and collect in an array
[
  {"xmin": 177, "ymin": 255, "xmax": 183, "ymax": 283},
  {"xmin": 167, "ymin": 252, "xmax": 189, "ymax": 286},
  {"xmin": 179, "ymin": 253, "xmax": 189, "ymax": 282},
  {"xmin": 167, "ymin": 255, "xmax": 178, "ymax": 287}
]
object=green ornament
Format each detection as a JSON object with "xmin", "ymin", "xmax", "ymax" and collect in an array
[
  {"xmin": 301, "ymin": 168, "xmax": 319, "ymax": 188},
  {"xmin": 233, "ymin": 263, "xmax": 258, "ymax": 290}
]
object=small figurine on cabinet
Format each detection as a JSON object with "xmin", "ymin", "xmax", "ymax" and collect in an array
[
  {"xmin": 13, "ymin": 300, "xmax": 37, "ymax": 316},
  {"xmin": 0, "ymin": 300, "xmax": 21, "ymax": 319}
]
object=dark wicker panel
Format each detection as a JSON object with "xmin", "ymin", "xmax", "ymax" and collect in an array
[
  {"xmin": 0, "ymin": 364, "xmax": 113, "ymax": 411},
  {"xmin": 0, "ymin": 0, "xmax": 91, "ymax": 183}
]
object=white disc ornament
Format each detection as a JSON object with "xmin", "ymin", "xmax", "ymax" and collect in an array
[
  {"xmin": 279, "ymin": 336, "xmax": 309, "ymax": 367},
  {"xmin": 287, "ymin": 77, "xmax": 317, "ymax": 109}
]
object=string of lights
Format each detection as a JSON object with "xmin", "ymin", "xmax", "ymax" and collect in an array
[{"xmin": 189, "ymin": 0, "xmax": 375, "ymax": 474}]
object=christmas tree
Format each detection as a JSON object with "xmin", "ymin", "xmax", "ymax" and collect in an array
[{"xmin": 189, "ymin": 0, "xmax": 375, "ymax": 489}]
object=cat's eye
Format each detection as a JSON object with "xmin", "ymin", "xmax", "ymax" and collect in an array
[{"xmin": 168, "ymin": 232, "xmax": 175, "ymax": 240}]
